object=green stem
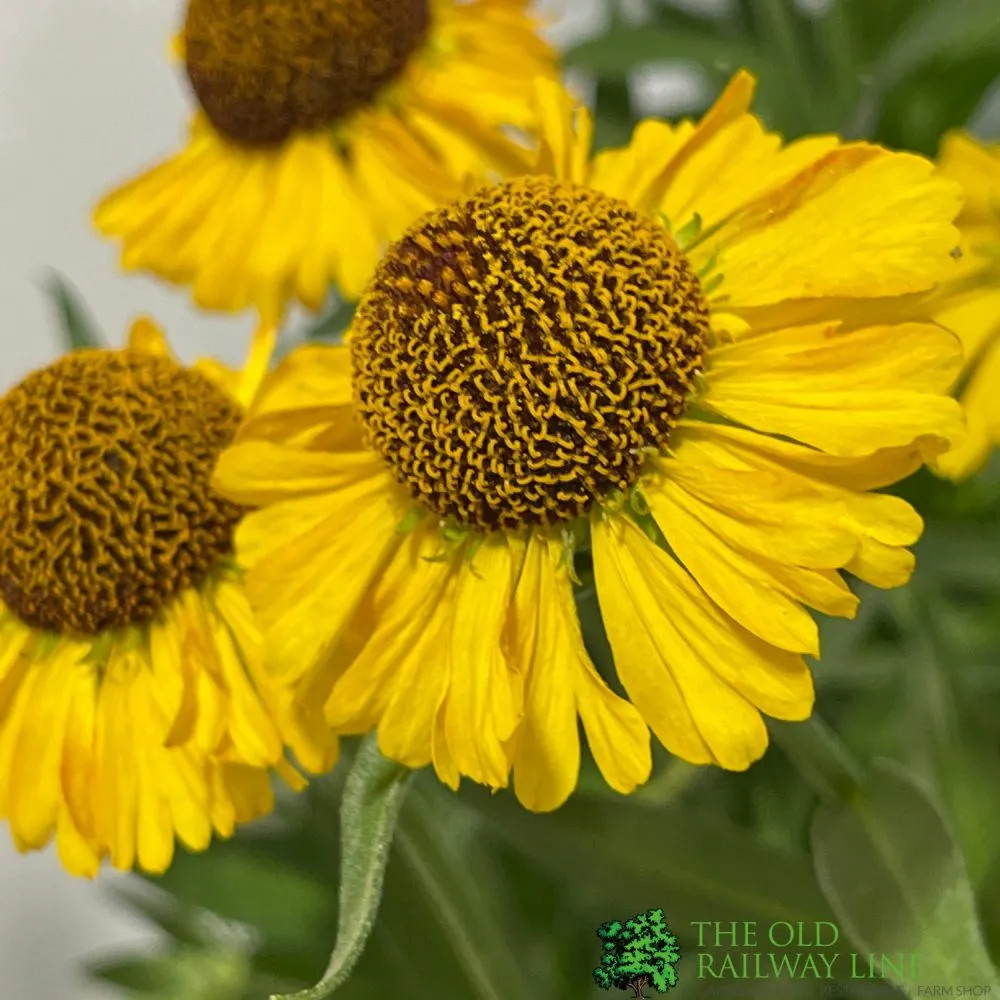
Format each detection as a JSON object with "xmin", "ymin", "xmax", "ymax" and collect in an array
[{"xmin": 271, "ymin": 736, "xmax": 413, "ymax": 1000}]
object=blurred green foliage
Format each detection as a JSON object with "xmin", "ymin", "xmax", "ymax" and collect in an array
[{"xmin": 87, "ymin": 1, "xmax": 1000, "ymax": 999}]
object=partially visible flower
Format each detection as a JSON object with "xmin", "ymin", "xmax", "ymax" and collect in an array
[
  {"xmin": 932, "ymin": 133, "xmax": 1000, "ymax": 479},
  {"xmin": 93, "ymin": 0, "xmax": 556, "ymax": 325},
  {"xmin": 214, "ymin": 74, "xmax": 966, "ymax": 812},
  {"xmin": 0, "ymin": 321, "xmax": 327, "ymax": 877}
]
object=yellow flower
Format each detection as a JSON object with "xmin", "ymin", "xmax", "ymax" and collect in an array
[
  {"xmin": 93, "ymin": 0, "xmax": 556, "ymax": 326},
  {"xmin": 931, "ymin": 133, "xmax": 1000, "ymax": 480},
  {"xmin": 0, "ymin": 321, "xmax": 327, "ymax": 877},
  {"xmin": 213, "ymin": 73, "xmax": 966, "ymax": 812}
]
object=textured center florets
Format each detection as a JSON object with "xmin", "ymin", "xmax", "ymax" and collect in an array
[
  {"xmin": 351, "ymin": 175, "xmax": 711, "ymax": 532},
  {"xmin": 184, "ymin": 0, "xmax": 431, "ymax": 146},
  {"xmin": 0, "ymin": 351, "xmax": 245, "ymax": 636}
]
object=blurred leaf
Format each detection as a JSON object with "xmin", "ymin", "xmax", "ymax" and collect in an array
[
  {"xmin": 878, "ymin": 52, "xmax": 1000, "ymax": 154},
  {"xmin": 838, "ymin": 0, "xmax": 936, "ymax": 65},
  {"xmin": 564, "ymin": 24, "xmax": 761, "ymax": 80},
  {"xmin": 393, "ymin": 784, "xmax": 537, "ymax": 1000},
  {"xmin": 812, "ymin": 760, "xmax": 999, "ymax": 990},
  {"xmin": 275, "ymin": 735, "xmax": 413, "ymax": 1000},
  {"xmin": 592, "ymin": 78, "xmax": 634, "ymax": 153},
  {"xmin": 90, "ymin": 950, "xmax": 250, "ymax": 1000},
  {"xmin": 91, "ymin": 956, "xmax": 177, "ymax": 995},
  {"xmin": 302, "ymin": 296, "xmax": 356, "ymax": 342},
  {"xmin": 470, "ymin": 785, "xmax": 835, "ymax": 926},
  {"xmin": 105, "ymin": 884, "xmax": 212, "ymax": 950},
  {"xmin": 153, "ymin": 846, "xmax": 332, "ymax": 951},
  {"xmin": 848, "ymin": 0, "xmax": 1000, "ymax": 138},
  {"xmin": 43, "ymin": 272, "xmax": 104, "ymax": 350},
  {"xmin": 751, "ymin": 0, "xmax": 826, "ymax": 133}
]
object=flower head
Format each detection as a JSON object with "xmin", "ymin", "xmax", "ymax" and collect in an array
[
  {"xmin": 0, "ymin": 321, "xmax": 326, "ymax": 876},
  {"xmin": 93, "ymin": 0, "xmax": 557, "ymax": 325},
  {"xmin": 931, "ymin": 133, "xmax": 1000, "ymax": 479},
  {"xmin": 214, "ymin": 73, "xmax": 966, "ymax": 811}
]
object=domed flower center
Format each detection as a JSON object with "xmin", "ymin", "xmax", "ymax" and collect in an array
[
  {"xmin": 352, "ymin": 175, "xmax": 711, "ymax": 532},
  {"xmin": 0, "ymin": 351, "xmax": 245, "ymax": 636},
  {"xmin": 184, "ymin": 0, "xmax": 432, "ymax": 146}
]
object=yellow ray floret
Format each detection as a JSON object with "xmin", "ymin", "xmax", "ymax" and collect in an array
[{"xmin": 930, "ymin": 133, "xmax": 1000, "ymax": 479}]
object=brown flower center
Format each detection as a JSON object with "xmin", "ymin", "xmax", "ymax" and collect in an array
[
  {"xmin": 0, "ymin": 350, "xmax": 244, "ymax": 635},
  {"xmin": 184, "ymin": 0, "xmax": 432, "ymax": 146},
  {"xmin": 351, "ymin": 175, "xmax": 711, "ymax": 533}
]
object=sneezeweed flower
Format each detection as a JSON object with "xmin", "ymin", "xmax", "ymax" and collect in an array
[
  {"xmin": 930, "ymin": 133, "xmax": 1000, "ymax": 479},
  {"xmin": 0, "ymin": 321, "xmax": 328, "ymax": 878},
  {"xmin": 214, "ymin": 73, "xmax": 966, "ymax": 812},
  {"xmin": 93, "ymin": 0, "xmax": 556, "ymax": 325}
]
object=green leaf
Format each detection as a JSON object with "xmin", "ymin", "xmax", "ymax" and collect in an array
[
  {"xmin": 469, "ymin": 785, "xmax": 836, "ymax": 926},
  {"xmin": 877, "ymin": 52, "xmax": 1000, "ymax": 155},
  {"xmin": 89, "ymin": 950, "xmax": 250, "ymax": 1000},
  {"xmin": 302, "ymin": 296, "xmax": 357, "ymax": 343},
  {"xmin": 592, "ymin": 78, "xmax": 634, "ymax": 153},
  {"xmin": 811, "ymin": 759, "xmax": 1000, "ymax": 990},
  {"xmin": 564, "ymin": 25, "xmax": 762, "ymax": 81},
  {"xmin": 847, "ymin": 0, "xmax": 1000, "ymax": 137},
  {"xmin": 42, "ymin": 272, "xmax": 104, "ymax": 350},
  {"xmin": 273, "ymin": 735, "xmax": 413, "ymax": 1000},
  {"xmin": 152, "ymin": 845, "xmax": 332, "ymax": 951},
  {"xmin": 393, "ymin": 783, "xmax": 538, "ymax": 1000}
]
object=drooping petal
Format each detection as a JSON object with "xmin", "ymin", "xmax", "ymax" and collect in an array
[
  {"xmin": 508, "ymin": 535, "xmax": 649, "ymax": 811},
  {"xmin": 593, "ymin": 515, "xmax": 812, "ymax": 770}
]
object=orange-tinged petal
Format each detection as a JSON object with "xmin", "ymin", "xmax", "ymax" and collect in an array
[{"xmin": 704, "ymin": 148, "xmax": 963, "ymax": 306}]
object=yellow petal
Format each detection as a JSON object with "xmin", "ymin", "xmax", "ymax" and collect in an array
[
  {"xmin": 708, "ymin": 321, "xmax": 963, "ymax": 394},
  {"xmin": 59, "ymin": 664, "xmax": 99, "ymax": 848},
  {"xmin": 594, "ymin": 515, "xmax": 811, "ymax": 769},
  {"xmin": 238, "ymin": 342, "xmax": 363, "ymax": 450},
  {"xmin": 443, "ymin": 537, "xmax": 522, "ymax": 788},
  {"xmin": 56, "ymin": 809, "xmax": 102, "ymax": 878},
  {"xmin": 646, "ymin": 480, "xmax": 822, "ymax": 654},
  {"xmin": 507, "ymin": 536, "xmax": 580, "ymax": 811},
  {"xmin": 327, "ymin": 523, "xmax": 451, "ymax": 735},
  {"xmin": 703, "ymin": 147, "xmax": 963, "ymax": 305},
  {"xmin": 95, "ymin": 656, "xmax": 138, "ymax": 870},
  {"xmin": 9, "ymin": 646, "xmax": 79, "ymax": 848},
  {"xmin": 217, "ymin": 763, "xmax": 274, "ymax": 827},
  {"xmin": 509, "ymin": 535, "xmax": 649, "ymax": 811},
  {"xmin": 654, "ymin": 457, "xmax": 858, "ymax": 568},
  {"xmin": 674, "ymin": 418, "xmax": 927, "ymax": 492},
  {"xmin": 590, "ymin": 71, "xmax": 756, "ymax": 212},
  {"xmin": 704, "ymin": 322, "xmax": 966, "ymax": 458},
  {"xmin": 208, "ymin": 603, "xmax": 283, "ymax": 768},
  {"xmin": 937, "ymin": 131, "xmax": 1000, "ymax": 224},
  {"xmin": 532, "ymin": 77, "xmax": 594, "ymax": 183},
  {"xmin": 248, "ymin": 473, "xmax": 405, "ymax": 683},
  {"xmin": 661, "ymin": 117, "xmax": 838, "ymax": 235},
  {"xmin": 130, "ymin": 676, "xmax": 175, "ymax": 875},
  {"xmin": 126, "ymin": 317, "xmax": 172, "ymax": 357},
  {"xmin": 213, "ymin": 442, "xmax": 385, "ymax": 505},
  {"xmin": 847, "ymin": 540, "xmax": 916, "ymax": 589}
]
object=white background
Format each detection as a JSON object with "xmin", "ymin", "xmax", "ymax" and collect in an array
[{"xmin": 0, "ymin": 2, "xmax": 612, "ymax": 997}]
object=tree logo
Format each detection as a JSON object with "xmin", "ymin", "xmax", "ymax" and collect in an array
[{"xmin": 592, "ymin": 907, "xmax": 681, "ymax": 998}]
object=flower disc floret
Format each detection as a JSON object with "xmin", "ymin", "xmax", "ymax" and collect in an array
[
  {"xmin": 0, "ymin": 350, "xmax": 244, "ymax": 635},
  {"xmin": 184, "ymin": 0, "xmax": 432, "ymax": 146},
  {"xmin": 351, "ymin": 175, "xmax": 711, "ymax": 531}
]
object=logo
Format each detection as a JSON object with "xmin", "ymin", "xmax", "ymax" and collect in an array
[{"xmin": 593, "ymin": 907, "xmax": 681, "ymax": 998}]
